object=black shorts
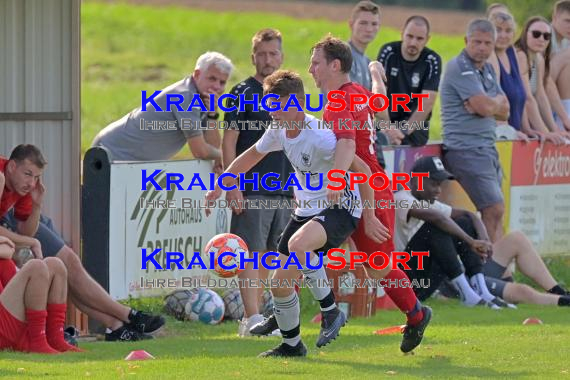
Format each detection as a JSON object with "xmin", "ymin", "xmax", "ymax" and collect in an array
[{"xmin": 277, "ymin": 206, "xmax": 359, "ymax": 256}]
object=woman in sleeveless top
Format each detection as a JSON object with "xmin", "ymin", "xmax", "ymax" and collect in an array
[
  {"xmin": 516, "ymin": 16, "xmax": 570, "ymax": 140},
  {"xmin": 488, "ymin": 12, "xmax": 557, "ymax": 141}
]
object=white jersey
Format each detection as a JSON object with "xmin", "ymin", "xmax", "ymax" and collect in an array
[
  {"xmin": 256, "ymin": 114, "xmax": 362, "ymax": 218},
  {"xmin": 394, "ymin": 190, "xmax": 452, "ymax": 251}
]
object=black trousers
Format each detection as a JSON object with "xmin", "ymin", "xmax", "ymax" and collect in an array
[{"xmin": 402, "ymin": 215, "xmax": 484, "ymax": 301}]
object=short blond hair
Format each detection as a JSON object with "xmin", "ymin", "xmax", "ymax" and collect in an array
[
  {"xmin": 252, "ymin": 28, "xmax": 282, "ymax": 53},
  {"xmin": 350, "ymin": 0, "xmax": 380, "ymax": 22}
]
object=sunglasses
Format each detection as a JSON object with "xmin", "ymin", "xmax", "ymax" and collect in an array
[{"xmin": 530, "ymin": 30, "xmax": 551, "ymax": 41}]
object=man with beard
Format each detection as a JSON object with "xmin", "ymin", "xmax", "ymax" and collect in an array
[
  {"xmin": 222, "ymin": 29, "xmax": 293, "ymax": 337},
  {"xmin": 377, "ymin": 16, "xmax": 441, "ymax": 146}
]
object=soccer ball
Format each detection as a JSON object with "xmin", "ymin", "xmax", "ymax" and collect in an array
[
  {"xmin": 222, "ymin": 288, "xmax": 245, "ymax": 320},
  {"xmin": 164, "ymin": 289, "xmax": 198, "ymax": 321},
  {"xmin": 204, "ymin": 233, "xmax": 249, "ymax": 278},
  {"xmin": 185, "ymin": 288, "xmax": 225, "ymax": 325},
  {"xmin": 13, "ymin": 247, "xmax": 34, "ymax": 268}
]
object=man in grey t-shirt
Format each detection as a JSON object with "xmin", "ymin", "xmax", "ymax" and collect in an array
[
  {"xmin": 346, "ymin": 1, "xmax": 391, "ymax": 168},
  {"xmin": 347, "ymin": 1, "xmax": 381, "ymax": 91},
  {"xmin": 440, "ymin": 19, "xmax": 510, "ymax": 243},
  {"xmin": 92, "ymin": 52, "xmax": 233, "ymax": 171}
]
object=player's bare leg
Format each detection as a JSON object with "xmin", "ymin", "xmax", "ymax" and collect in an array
[
  {"xmin": 68, "ymin": 291, "xmax": 122, "ymax": 329},
  {"xmin": 258, "ymin": 220, "xmax": 345, "ymax": 357},
  {"xmin": 492, "ymin": 231, "xmax": 563, "ymax": 292},
  {"xmin": 480, "ymin": 202, "xmax": 505, "ymax": 243},
  {"xmin": 56, "ymin": 246, "xmax": 164, "ymax": 335},
  {"xmin": 502, "ymin": 282, "xmax": 570, "ymax": 307},
  {"xmin": 0, "ymin": 259, "xmax": 58, "ymax": 353},
  {"xmin": 56, "ymin": 246, "xmax": 130, "ymax": 320}
]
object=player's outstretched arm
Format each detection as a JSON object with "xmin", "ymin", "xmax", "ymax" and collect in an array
[
  {"xmin": 204, "ymin": 145, "xmax": 266, "ymax": 216},
  {"xmin": 369, "ymin": 61, "xmax": 390, "ymax": 121},
  {"xmin": 222, "ymin": 129, "xmax": 244, "ymax": 215},
  {"xmin": 186, "ymin": 134, "xmax": 222, "ymax": 160}
]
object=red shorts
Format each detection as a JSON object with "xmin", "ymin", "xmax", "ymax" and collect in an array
[
  {"xmin": 0, "ymin": 302, "xmax": 27, "ymax": 351},
  {"xmin": 352, "ymin": 188, "xmax": 395, "ymax": 269}
]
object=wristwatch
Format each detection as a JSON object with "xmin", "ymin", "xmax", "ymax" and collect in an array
[{"xmin": 207, "ymin": 112, "xmax": 219, "ymax": 120}]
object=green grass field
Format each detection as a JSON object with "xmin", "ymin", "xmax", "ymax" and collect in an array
[
  {"xmin": 1, "ymin": 292, "xmax": 569, "ymax": 379},
  {"xmin": 81, "ymin": 2, "xmax": 466, "ymax": 157},
  {"xmin": 34, "ymin": 3, "xmax": 568, "ymax": 378}
]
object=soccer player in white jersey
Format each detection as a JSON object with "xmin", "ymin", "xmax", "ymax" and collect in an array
[{"xmin": 205, "ymin": 70, "xmax": 388, "ymax": 357}]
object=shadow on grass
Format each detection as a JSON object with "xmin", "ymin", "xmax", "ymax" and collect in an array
[{"xmin": 309, "ymin": 355, "xmax": 530, "ymax": 378}]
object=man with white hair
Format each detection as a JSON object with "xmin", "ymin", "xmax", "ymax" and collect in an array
[
  {"xmin": 92, "ymin": 51, "xmax": 233, "ymax": 168},
  {"xmin": 440, "ymin": 19, "xmax": 509, "ymax": 243}
]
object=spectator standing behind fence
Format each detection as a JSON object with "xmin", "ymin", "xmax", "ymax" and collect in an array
[
  {"xmin": 551, "ymin": 49, "xmax": 570, "ymax": 130},
  {"xmin": 487, "ymin": 11, "xmax": 562, "ymax": 143},
  {"xmin": 551, "ymin": 0, "xmax": 570, "ymax": 55},
  {"xmin": 377, "ymin": 15, "xmax": 441, "ymax": 146},
  {"xmin": 551, "ymin": 0, "xmax": 570, "ymax": 132},
  {"xmin": 92, "ymin": 52, "xmax": 233, "ymax": 171},
  {"xmin": 346, "ymin": 1, "xmax": 391, "ymax": 168},
  {"xmin": 222, "ymin": 29, "xmax": 293, "ymax": 337},
  {"xmin": 440, "ymin": 19, "xmax": 509, "ymax": 243},
  {"xmin": 347, "ymin": 0, "xmax": 381, "ymax": 91},
  {"xmin": 515, "ymin": 17, "xmax": 570, "ymax": 137}
]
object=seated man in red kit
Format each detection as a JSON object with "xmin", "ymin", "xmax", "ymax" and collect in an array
[{"xmin": 0, "ymin": 236, "xmax": 80, "ymax": 353}]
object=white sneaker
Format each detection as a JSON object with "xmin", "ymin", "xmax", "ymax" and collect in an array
[
  {"xmin": 238, "ymin": 314, "xmax": 265, "ymax": 337},
  {"xmin": 269, "ymin": 329, "xmax": 282, "ymax": 337}
]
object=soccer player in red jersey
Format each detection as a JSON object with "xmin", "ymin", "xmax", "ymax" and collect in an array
[
  {"xmin": 0, "ymin": 236, "xmax": 81, "ymax": 354},
  {"xmin": 308, "ymin": 35, "xmax": 432, "ymax": 353}
]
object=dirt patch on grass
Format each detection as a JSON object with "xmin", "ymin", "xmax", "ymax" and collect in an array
[{"xmin": 97, "ymin": 0, "xmax": 481, "ymax": 35}]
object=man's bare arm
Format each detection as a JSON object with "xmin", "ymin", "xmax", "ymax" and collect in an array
[{"xmin": 186, "ymin": 134, "xmax": 222, "ymax": 160}]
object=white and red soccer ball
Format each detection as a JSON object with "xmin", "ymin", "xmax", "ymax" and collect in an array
[{"xmin": 204, "ymin": 233, "xmax": 249, "ymax": 278}]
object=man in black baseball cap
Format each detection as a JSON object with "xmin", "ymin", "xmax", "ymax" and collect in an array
[
  {"xmin": 393, "ymin": 156, "xmax": 509, "ymax": 308},
  {"xmin": 411, "ymin": 156, "xmax": 454, "ymax": 183}
]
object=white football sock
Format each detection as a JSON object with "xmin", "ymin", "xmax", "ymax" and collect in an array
[
  {"xmin": 301, "ymin": 254, "xmax": 333, "ymax": 305},
  {"xmin": 273, "ymin": 292, "xmax": 301, "ymax": 347},
  {"xmin": 451, "ymin": 273, "xmax": 482, "ymax": 306},
  {"xmin": 470, "ymin": 273, "xmax": 496, "ymax": 302}
]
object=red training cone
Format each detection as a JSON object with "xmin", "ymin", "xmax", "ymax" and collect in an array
[
  {"xmin": 522, "ymin": 317, "xmax": 543, "ymax": 325},
  {"xmin": 373, "ymin": 325, "xmax": 406, "ymax": 335},
  {"xmin": 125, "ymin": 350, "xmax": 155, "ymax": 361},
  {"xmin": 311, "ymin": 313, "xmax": 322, "ymax": 324}
]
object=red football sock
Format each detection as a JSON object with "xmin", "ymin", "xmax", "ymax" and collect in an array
[
  {"xmin": 383, "ymin": 269, "xmax": 424, "ymax": 326},
  {"xmin": 46, "ymin": 304, "xmax": 83, "ymax": 352},
  {"xmin": 25, "ymin": 309, "xmax": 59, "ymax": 354}
]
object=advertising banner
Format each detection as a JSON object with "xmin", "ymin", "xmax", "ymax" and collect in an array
[
  {"xmin": 509, "ymin": 141, "xmax": 570, "ymax": 255},
  {"xmin": 108, "ymin": 161, "xmax": 231, "ymax": 299}
]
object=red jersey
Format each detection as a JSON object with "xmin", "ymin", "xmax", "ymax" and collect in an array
[
  {"xmin": 0, "ymin": 259, "xmax": 17, "ymax": 294},
  {"xmin": 324, "ymin": 82, "xmax": 384, "ymax": 174},
  {"xmin": 0, "ymin": 157, "xmax": 33, "ymax": 221}
]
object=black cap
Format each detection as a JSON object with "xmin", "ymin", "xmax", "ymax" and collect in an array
[{"xmin": 411, "ymin": 156, "xmax": 455, "ymax": 181}]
